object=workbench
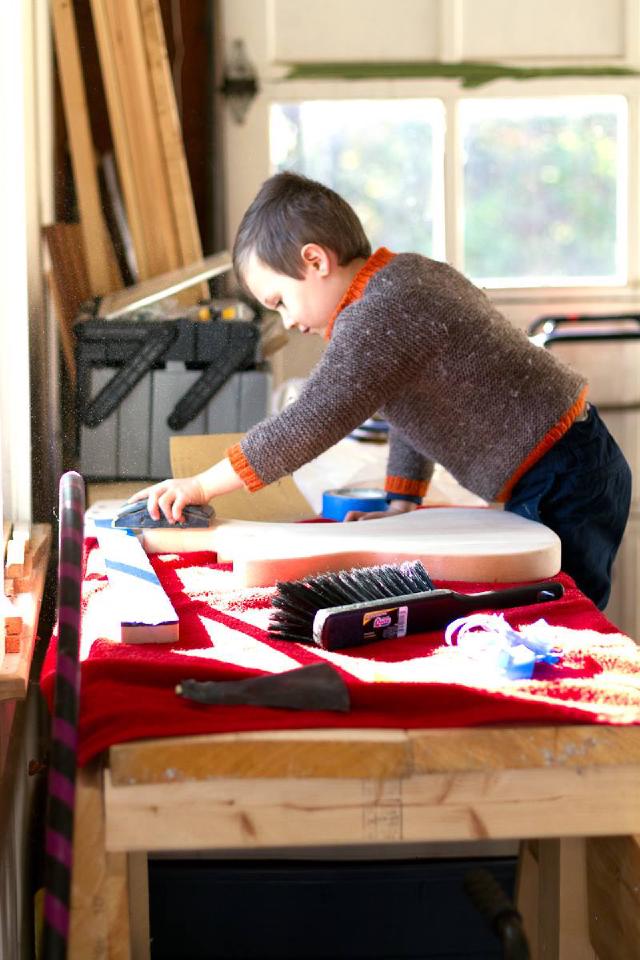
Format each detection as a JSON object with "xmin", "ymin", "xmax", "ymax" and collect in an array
[
  {"xmin": 43, "ymin": 536, "xmax": 640, "ymax": 960},
  {"xmin": 68, "ymin": 723, "xmax": 640, "ymax": 959}
]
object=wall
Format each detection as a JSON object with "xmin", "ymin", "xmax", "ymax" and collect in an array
[{"xmin": 0, "ymin": 1, "xmax": 55, "ymax": 956}]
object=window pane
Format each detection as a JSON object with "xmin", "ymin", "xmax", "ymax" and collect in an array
[
  {"xmin": 270, "ymin": 100, "xmax": 445, "ymax": 257},
  {"xmin": 460, "ymin": 96, "xmax": 627, "ymax": 286}
]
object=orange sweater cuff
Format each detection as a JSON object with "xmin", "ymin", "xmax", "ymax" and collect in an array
[
  {"xmin": 226, "ymin": 443, "xmax": 266, "ymax": 493},
  {"xmin": 385, "ymin": 475, "xmax": 428, "ymax": 499}
]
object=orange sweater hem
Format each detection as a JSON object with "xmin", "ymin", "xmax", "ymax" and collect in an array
[
  {"xmin": 495, "ymin": 386, "xmax": 589, "ymax": 503},
  {"xmin": 226, "ymin": 442, "xmax": 266, "ymax": 493}
]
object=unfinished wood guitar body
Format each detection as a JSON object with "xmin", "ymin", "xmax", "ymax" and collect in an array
[{"xmin": 142, "ymin": 508, "xmax": 561, "ymax": 587}]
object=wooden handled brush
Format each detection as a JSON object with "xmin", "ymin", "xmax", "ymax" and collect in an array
[{"xmin": 268, "ymin": 561, "xmax": 564, "ymax": 651}]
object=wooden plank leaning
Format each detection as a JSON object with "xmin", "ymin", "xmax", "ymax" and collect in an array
[
  {"xmin": 89, "ymin": 0, "xmax": 203, "ymax": 301},
  {"xmin": 137, "ymin": 0, "xmax": 209, "ymax": 300},
  {"xmin": 50, "ymin": 0, "xmax": 123, "ymax": 296}
]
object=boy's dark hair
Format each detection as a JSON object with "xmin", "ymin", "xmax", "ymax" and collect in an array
[{"xmin": 232, "ymin": 171, "xmax": 371, "ymax": 286}]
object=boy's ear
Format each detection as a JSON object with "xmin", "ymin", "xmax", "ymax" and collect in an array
[{"xmin": 300, "ymin": 243, "xmax": 332, "ymax": 276}]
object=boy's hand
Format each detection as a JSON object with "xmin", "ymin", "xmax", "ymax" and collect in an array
[
  {"xmin": 127, "ymin": 457, "xmax": 244, "ymax": 523},
  {"xmin": 343, "ymin": 500, "xmax": 419, "ymax": 522},
  {"xmin": 128, "ymin": 475, "xmax": 208, "ymax": 524}
]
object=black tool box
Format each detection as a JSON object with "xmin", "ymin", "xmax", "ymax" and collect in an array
[{"xmin": 74, "ymin": 307, "xmax": 270, "ymax": 480}]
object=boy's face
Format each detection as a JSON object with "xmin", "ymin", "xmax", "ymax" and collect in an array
[{"xmin": 243, "ymin": 248, "xmax": 342, "ymax": 336}]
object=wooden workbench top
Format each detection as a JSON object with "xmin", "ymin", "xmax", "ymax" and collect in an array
[{"xmin": 109, "ymin": 722, "xmax": 640, "ymax": 786}]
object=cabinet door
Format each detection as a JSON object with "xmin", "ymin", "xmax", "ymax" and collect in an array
[{"xmin": 607, "ymin": 513, "xmax": 640, "ymax": 638}]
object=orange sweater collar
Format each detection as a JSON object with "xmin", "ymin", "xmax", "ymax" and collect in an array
[{"xmin": 324, "ymin": 247, "xmax": 396, "ymax": 340}]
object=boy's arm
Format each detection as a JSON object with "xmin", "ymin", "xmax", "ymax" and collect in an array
[
  {"xmin": 384, "ymin": 427, "xmax": 433, "ymax": 505},
  {"xmin": 344, "ymin": 429, "xmax": 433, "ymax": 521},
  {"xmin": 131, "ymin": 292, "xmax": 425, "ymax": 520},
  {"xmin": 127, "ymin": 327, "xmax": 391, "ymax": 522},
  {"xmin": 226, "ymin": 301, "xmax": 426, "ymax": 492}
]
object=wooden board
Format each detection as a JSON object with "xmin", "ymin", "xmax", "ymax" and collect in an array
[
  {"xmin": 5, "ymin": 538, "xmax": 27, "ymax": 579},
  {"xmin": 2, "ymin": 521, "xmax": 11, "ymax": 567},
  {"xmin": 43, "ymin": 223, "xmax": 91, "ymax": 382},
  {"xmin": 170, "ymin": 433, "xmax": 314, "ymax": 522},
  {"xmin": 96, "ymin": 528, "xmax": 179, "ymax": 643},
  {"xmin": 137, "ymin": 0, "xmax": 208, "ymax": 299},
  {"xmin": 10, "ymin": 522, "xmax": 31, "ymax": 554},
  {"xmin": 89, "ymin": 0, "xmax": 206, "ymax": 298},
  {"xmin": 141, "ymin": 507, "xmax": 561, "ymax": 586},
  {"xmin": 50, "ymin": 0, "xmax": 122, "ymax": 296},
  {"xmin": 97, "ymin": 251, "xmax": 231, "ymax": 319},
  {"xmin": 90, "ymin": 0, "xmax": 178, "ymax": 280},
  {"xmin": 103, "ymin": 762, "xmax": 640, "ymax": 853},
  {"xmin": 0, "ymin": 525, "xmax": 52, "ymax": 700},
  {"xmin": 108, "ymin": 725, "xmax": 640, "ymax": 786},
  {"xmin": 1, "ymin": 595, "xmax": 22, "ymax": 639},
  {"xmin": 587, "ymin": 834, "xmax": 640, "ymax": 960},
  {"xmin": 10, "ymin": 526, "xmax": 49, "ymax": 594}
]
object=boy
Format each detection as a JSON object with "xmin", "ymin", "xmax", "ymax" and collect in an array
[{"xmin": 131, "ymin": 171, "xmax": 631, "ymax": 609}]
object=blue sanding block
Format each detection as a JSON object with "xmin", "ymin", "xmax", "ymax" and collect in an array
[{"xmin": 112, "ymin": 501, "xmax": 214, "ymax": 529}]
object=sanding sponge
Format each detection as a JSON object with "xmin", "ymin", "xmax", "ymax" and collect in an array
[{"xmin": 112, "ymin": 501, "xmax": 214, "ymax": 529}]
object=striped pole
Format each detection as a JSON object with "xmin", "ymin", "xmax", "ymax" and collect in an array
[{"xmin": 42, "ymin": 471, "xmax": 85, "ymax": 960}]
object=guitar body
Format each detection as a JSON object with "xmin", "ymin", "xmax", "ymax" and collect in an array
[{"xmin": 142, "ymin": 507, "xmax": 561, "ymax": 587}]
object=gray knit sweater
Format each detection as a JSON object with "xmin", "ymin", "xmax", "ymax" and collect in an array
[{"xmin": 229, "ymin": 249, "xmax": 587, "ymax": 503}]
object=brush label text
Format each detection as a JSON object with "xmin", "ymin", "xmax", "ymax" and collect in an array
[{"xmin": 362, "ymin": 605, "xmax": 408, "ymax": 641}]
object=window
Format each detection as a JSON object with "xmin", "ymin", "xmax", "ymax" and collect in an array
[
  {"xmin": 270, "ymin": 99, "xmax": 446, "ymax": 259},
  {"xmin": 460, "ymin": 96, "xmax": 627, "ymax": 287},
  {"xmin": 269, "ymin": 94, "xmax": 628, "ymax": 290}
]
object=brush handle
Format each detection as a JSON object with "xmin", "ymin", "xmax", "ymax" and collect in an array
[
  {"xmin": 453, "ymin": 581, "xmax": 564, "ymax": 611},
  {"xmin": 316, "ymin": 581, "xmax": 564, "ymax": 650}
]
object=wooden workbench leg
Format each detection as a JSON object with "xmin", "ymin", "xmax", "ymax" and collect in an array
[
  {"xmin": 537, "ymin": 838, "xmax": 599, "ymax": 959},
  {"xmin": 68, "ymin": 761, "xmax": 111, "ymax": 960},
  {"xmin": 587, "ymin": 835, "xmax": 640, "ymax": 960},
  {"xmin": 105, "ymin": 852, "xmax": 132, "ymax": 960},
  {"xmin": 515, "ymin": 840, "xmax": 539, "ymax": 958},
  {"xmin": 68, "ymin": 762, "xmax": 134, "ymax": 960},
  {"xmin": 127, "ymin": 852, "xmax": 151, "ymax": 960}
]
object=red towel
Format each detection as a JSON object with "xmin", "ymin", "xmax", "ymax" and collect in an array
[{"xmin": 40, "ymin": 539, "xmax": 640, "ymax": 765}]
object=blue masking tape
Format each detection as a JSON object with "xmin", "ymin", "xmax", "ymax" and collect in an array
[{"xmin": 322, "ymin": 487, "xmax": 388, "ymax": 521}]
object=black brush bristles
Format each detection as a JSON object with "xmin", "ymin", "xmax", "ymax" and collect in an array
[{"xmin": 268, "ymin": 560, "xmax": 435, "ymax": 646}]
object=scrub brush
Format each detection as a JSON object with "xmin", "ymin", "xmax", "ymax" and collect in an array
[
  {"xmin": 112, "ymin": 501, "xmax": 214, "ymax": 529},
  {"xmin": 267, "ymin": 560, "xmax": 563, "ymax": 651}
]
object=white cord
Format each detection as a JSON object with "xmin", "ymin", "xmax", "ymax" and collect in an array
[{"xmin": 445, "ymin": 612, "xmax": 561, "ymax": 679}]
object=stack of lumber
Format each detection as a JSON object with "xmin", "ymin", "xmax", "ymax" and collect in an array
[
  {"xmin": 87, "ymin": 0, "xmax": 206, "ymax": 293},
  {"xmin": 48, "ymin": 0, "xmax": 208, "ymax": 376}
]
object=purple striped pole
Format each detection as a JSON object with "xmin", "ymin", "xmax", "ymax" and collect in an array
[{"xmin": 43, "ymin": 471, "xmax": 85, "ymax": 960}]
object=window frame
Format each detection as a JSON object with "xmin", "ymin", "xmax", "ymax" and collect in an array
[{"xmin": 231, "ymin": 72, "xmax": 640, "ymax": 312}]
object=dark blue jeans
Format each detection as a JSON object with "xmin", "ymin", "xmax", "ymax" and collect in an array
[{"xmin": 505, "ymin": 405, "xmax": 632, "ymax": 610}]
